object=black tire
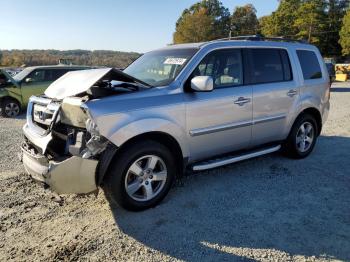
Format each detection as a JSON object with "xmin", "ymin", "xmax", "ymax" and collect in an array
[
  {"xmin": 104, "ymin": 140, "xmax": 176, "ymax": 211},
  {"xmin": 0, "ymin": 98, "xmax": 21, "ymax": 118},
  {"xmin": 283, "ymin": 114, "xmax": 318, "ymax": 159}
]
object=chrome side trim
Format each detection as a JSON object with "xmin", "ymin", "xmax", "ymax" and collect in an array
[
  {"xmin": 189, "ymin": 120, "xmax": 252, "ymax": 137},
  {"xmin": 193, "ymin": 145, "xmax": 281, "ymax": 171},
  {"xmin": 253, "ymin": 114, "xmax": 286, "ymax": 125},
  {"xmin": 189, "ymin": 114, "xmax": 286, "ymax": 137}
]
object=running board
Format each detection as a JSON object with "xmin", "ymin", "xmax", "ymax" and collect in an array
[{"xmin": 192, "ymin": 145, "xmax": 281, "ymax": 171}]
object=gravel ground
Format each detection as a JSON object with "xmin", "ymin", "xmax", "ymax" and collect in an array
[{"xmin": 0, "ymin": 83, "xmax": 350, "ymax": 262}]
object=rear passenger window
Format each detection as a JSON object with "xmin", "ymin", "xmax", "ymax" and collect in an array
[
  {"xmin": 248, "ymin": 49, "xmax": 292, "ymax": 84},
  {"xmin": 50, "ymin": 69, "xmax": 70, "ymax": 80},
  {"xmin": 280, "ymin": 50, "xmax": 292, "ymax": 81},
  {"xmin": 297, "ymin": 50, "xmax": 322, "ymax": 80}
]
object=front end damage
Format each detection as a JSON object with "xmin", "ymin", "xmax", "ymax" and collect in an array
[
  {"xmin": 22, "ymin": 96, "xmax": 109, "ymax": 194},
  {"xmin": 21, "ymin": 68, "xmax": 142, "ymax": 194}
]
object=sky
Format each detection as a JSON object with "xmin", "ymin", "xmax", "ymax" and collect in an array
[{"xmin": 0, "ymin": 0, "xmax": 278, "ymax": 53}]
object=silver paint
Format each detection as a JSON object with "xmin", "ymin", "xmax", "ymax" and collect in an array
[{"xmin": 22, "ymin": 40, "xmax": 330, "ymax": 193}]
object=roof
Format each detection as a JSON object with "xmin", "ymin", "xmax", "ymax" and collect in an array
[
  {"xmin": 157, "ymin": 37, "xmax": 314, "ymax": 52},
  {"xmin": 24, "ymin": 65, "xmax": 95, "ymax": 70},
  {"xmin": 157, "ymin": 42, "xmax": 203, "ymax": 51}
]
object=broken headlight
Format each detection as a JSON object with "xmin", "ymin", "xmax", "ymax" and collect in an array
[{"xmin": 82, "ymin": 118, "xmax": 108, "ymax": 159}]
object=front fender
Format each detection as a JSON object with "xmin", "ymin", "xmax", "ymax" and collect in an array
[{"xmin": 95, "ymin": 116, "xmax": 190, "ymax": 159}]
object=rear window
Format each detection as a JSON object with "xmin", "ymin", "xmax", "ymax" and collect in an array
[
  {"xmin": 248, "ymin": 49, "xmax": 292, "ymax": 84},
  {"xmin": 297, "ymin": 50, "xmax": 322, "ymax": 80}
]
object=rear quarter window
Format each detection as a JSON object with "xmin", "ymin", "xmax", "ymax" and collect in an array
[{"xmin": 297, "ymin": 50, "xmax": 322, "ymax": 80}]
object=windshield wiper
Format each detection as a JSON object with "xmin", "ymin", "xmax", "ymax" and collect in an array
[{"xmin": 110, "ymin": 81, "xmax": 143, "ymax": 91}]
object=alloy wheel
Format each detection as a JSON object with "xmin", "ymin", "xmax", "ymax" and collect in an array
[
  {"xmin": 296, "ymin": 122, "xmax": 314, "ymax": 153},
  {"xmin": 124, "ymin": 155, "xmax": 168, "ymax": 202},
  {"xmin": 4, "ymin": 102, "xmax": 20, "ymax": 117}
]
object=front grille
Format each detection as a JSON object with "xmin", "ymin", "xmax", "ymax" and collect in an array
[
  {"xmin": 33, "ymin": 104, "xmax": 55, "ymax": 127},
  {"xmin": 27, "ymin": 96, "xmax": 60, "ymax": 135}
]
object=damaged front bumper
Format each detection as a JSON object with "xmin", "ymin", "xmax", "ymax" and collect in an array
[
  {"xmin": 21, "ymin": 142, "xmax": 98, "ymax": 194},
  {"xmin": 21, "ymin": 95, "xmax": 112, "ymax": 195}
]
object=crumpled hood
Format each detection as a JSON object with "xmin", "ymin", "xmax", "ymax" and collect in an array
[{"xmin": 45, "ymin": 68, "xmax": 148, "ymax": 100}]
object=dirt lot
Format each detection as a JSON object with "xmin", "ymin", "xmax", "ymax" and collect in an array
[{"xmin": 0, "ymin": 83, "xmax": 349, "ymax": 262}]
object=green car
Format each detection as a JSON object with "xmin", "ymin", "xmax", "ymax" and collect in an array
[{"xmin": 0, "ymin": 65, "xmax": 93, "ymax": 117}]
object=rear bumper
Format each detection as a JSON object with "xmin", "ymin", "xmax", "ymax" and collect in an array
[{"xmin": 21, "ymin": 143, "xmax": 98, "ymax": 194}]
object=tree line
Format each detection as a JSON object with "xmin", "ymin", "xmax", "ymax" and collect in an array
[
  {"xmin": 173, "ymin": 0, "xmax": 350, "ymax": 58},
  {"xmin": 0, "ymin": 49, "xmax": 140, "ymax": 68}
]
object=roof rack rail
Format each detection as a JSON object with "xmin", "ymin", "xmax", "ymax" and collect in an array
[{"xmin": 213, "ymin": 35, "xmax": 308, "ymax": 44}]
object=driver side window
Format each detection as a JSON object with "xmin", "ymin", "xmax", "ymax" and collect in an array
[
  {"xmin": 27, "ymin": 69, "xmax": 47, "ymax": 83},
  {"xmin": 190, "ymin": 49, "xmax": 243, "ymax": 89}
]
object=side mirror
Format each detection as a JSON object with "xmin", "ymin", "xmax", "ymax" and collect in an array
[
  {"xmin": 25, "ymin": 78, "xmax": 33, "ymax": 83},
  {"xmin": 190, "ymin": 76, "xmax": 213, "ymax": 92}
]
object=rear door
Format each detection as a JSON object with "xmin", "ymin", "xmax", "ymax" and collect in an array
[
  {"xmin": 185, "ymin": 49, "xmax": 253, "ymax": 161},
  {"xmin": 246, "ymin": 48, "xmax": 299, "ymax": 146}
]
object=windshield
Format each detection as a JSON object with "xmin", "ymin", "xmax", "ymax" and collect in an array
[
  {"xmin": 13, "ymin": 68, "xmax": 33, "ymax": 82},
  {"xmin": 124, "ymin": 48, "xmax": 198, "ymax": 87}
]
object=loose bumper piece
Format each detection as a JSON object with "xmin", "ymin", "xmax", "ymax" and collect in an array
[{"xmin": 22, "ymin": 144, "xmax": 98, "ymax": 194}]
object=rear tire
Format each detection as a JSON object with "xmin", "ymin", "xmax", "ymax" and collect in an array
[
  {"xmin": 104, "ymin": 140, "xmax": 176, "ymax": 211},
  {"xmin": 0, "ymin": 98, "xmax": 21, "ymax": 118},
  {"xmin": 283, "ymin": 114, "xmax": 318, "ymax": 159}
]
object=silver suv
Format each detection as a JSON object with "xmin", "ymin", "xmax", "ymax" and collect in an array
[{"xmin": 21, "ymin": 37, "xmax": 330, "ymax": 211}]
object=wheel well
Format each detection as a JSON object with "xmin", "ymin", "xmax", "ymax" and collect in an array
[
  {"xmin": 0, "ymin": 96, "xmax": 22, "ymax": 109},
  {"xmin": 116, "ymin": 132, "xmax": 184, "ymax": 176},
  {"xmin": 301, "ymin": 108, "xmax": 322, "ymax": 135}
]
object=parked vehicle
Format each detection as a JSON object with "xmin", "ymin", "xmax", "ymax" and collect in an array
[
  {"xmin": 21, "ymin": 37, "xmax": 330, "ymax": 211},
  {"xmin": 0, "ymin": 65, "xmax": 93, "ymax": 117}
]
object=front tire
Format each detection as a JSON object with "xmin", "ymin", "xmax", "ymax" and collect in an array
[
  {"xmin": 0, "ymin": 98, "xmax": 21, "ymax": 118},
  {"xmin": 104, "ymin": 140, "xmax": 176, "ymax": 211},
  {"xmin": 283, "ymin": 114, "xmax": 318, "ymax": 159}
]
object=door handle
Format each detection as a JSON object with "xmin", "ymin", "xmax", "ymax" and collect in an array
[
  {"xmin": 234, "ymin": 97, "xmax": 251, "ymax": 106},
  {"xmin": 287, "ymin": 89, "xmax": 298, "ymax": 97}
]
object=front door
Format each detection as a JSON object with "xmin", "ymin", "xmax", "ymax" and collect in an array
[
  {"xmin": 185, "ymin": 49, "xmax": 253, "ymax": 161},
  {"xmin": 20, "ymin": 69, "xmax": 53, "ymax": 106}
]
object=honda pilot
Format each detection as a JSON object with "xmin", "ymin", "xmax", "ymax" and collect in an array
[{"xmin": 21, "ymin": 37, "xmax": 330, "ymax": 211}]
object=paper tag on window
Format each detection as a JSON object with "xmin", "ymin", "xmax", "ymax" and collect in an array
[{"xmin": 164, "ymin": 58, "xmax": 187, "ymax": 65}]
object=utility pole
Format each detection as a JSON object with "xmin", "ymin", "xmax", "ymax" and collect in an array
[
  {"xmin": 308, "ymin": 17, "xmax": 314, "ymax": 43},
  {"xmin": 308, "ymin": 25, "xmax": 312, "ymax": 43}
]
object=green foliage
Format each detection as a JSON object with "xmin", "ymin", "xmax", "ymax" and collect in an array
[
  {"xmin": 260, "ymin": 0, "xmax": 301, "ymax": 37},
  {"xmin": 174, "ymin": 0, "xmax": 230, "ymax": 43},
  {"xmin": 174, "ymin": 8, "xmax": 215, "ymax": 43},
  {"xmin": 0, "ymin": 49, "xmax": 140, "ymax": 68},
  {"xmin": 294, "ymin": 0, "xmax": 326, "ymax": 44},
  {"xmin": 230, "ymin": 4, "xmax": 259, "ymax": 36},
  {"xmin": 259, "ymin": 0, "xmax": 348, "ymax": 56},
  {"xmin": 340, "ymin": 9, "xmax": 350, "ymax": 55}
]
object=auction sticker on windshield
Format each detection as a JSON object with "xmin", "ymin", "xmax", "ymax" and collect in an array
[{"xmin": 164, "ymin": 58, "xmax": 187, "ymax": 65}]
